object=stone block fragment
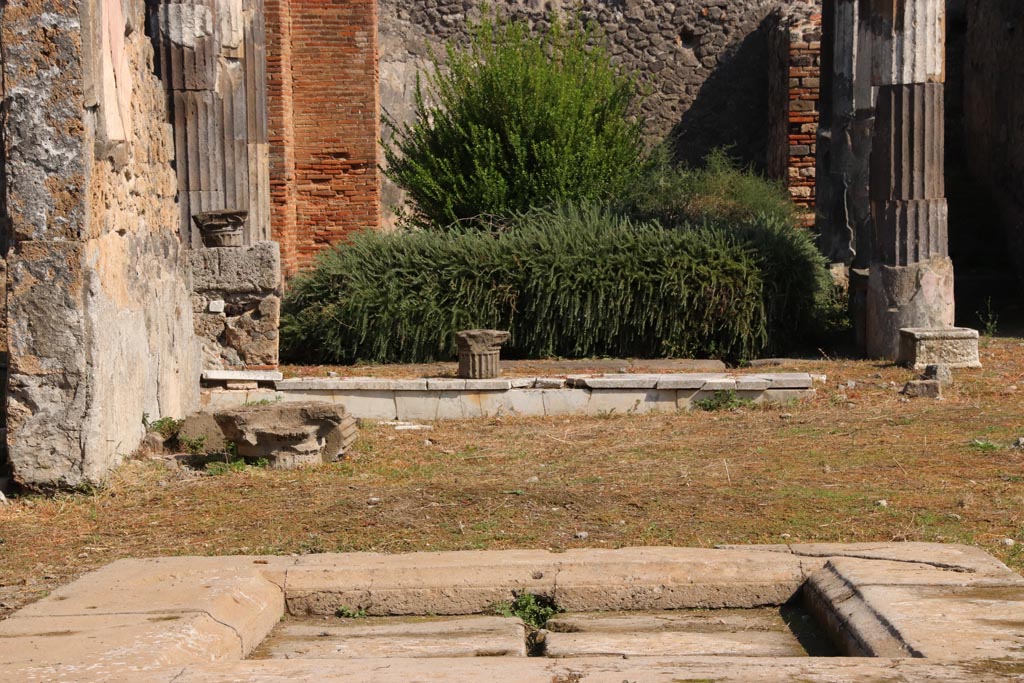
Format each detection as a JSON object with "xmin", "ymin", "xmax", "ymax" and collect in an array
[
  {"xmin": 896, "ymin": 327, "xmax": 981, "ymax": 370},
  {"xmin": 214, "ymin": 403, "xmax": 357, "ymax": 468},
  {"xmin": 902, "ymin": 380, "xmax": 942, "ymax": 399},
  {"xmin": 923, "ymin": 364, "xmax": 953, "ymax": 385}
]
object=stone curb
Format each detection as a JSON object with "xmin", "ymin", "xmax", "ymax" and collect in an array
[{"xmin": 204, "ymin": 373, "xmax": 817, "ymax": 420}]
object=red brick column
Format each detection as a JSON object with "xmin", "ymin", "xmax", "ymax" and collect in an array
[
  {"xmin": 265, "ymin": 0, "xmax": 382, "ymax": 278},
  {"xmin": 767, "ymin": 5, "xmax": 822, "ymax": 228}
]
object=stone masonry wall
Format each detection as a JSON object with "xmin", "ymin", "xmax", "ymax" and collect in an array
[
  {"xmin": 1, "ymin": 0, "xmax": 200, "ymax": 489},
  {"xmin": 379, "ymin": 0, "xmax": 782, "ymax": 228},
  {"xmin": 766, "ymin": 2, "xmax": 821, "ymax": 226},
  {"xmin": 964, "ymin": 0, "xmax": 1024, "ymax": 281},
  {"xmin": 264, "ymin": 0, "xmax": 381, "ymax": 278},
  {"xmin": 190, "ymin": 242, "xmax": 281, "ymax": 370}
]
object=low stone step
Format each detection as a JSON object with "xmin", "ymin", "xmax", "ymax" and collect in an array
[
  {"xmin": 542, "ymin": 610, "xmax": 808, "ymax": 658},
  {"xmin": 251, "ymin": 615, "xmax": 527, "ymax": 659}
]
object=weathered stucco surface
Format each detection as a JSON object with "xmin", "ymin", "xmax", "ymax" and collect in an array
[{"xmin": 2, "ymin": 0, "xmax": 200, "ymax": 488}]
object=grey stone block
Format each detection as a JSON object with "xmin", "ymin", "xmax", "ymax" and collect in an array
[{"xmin": 896, "ymin": 328, "xmax": 981, "ymax": 370}]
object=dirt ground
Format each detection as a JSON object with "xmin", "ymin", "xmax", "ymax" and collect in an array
[{"xmin": 2, "ymin": 337, "xmax": 1023, "ymax": 620}]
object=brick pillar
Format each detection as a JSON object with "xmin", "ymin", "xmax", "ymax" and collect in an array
[
  {"xmin": 766, "ymin": 3, "xmax": 822, "ymax": 229},
  {"xmin": 864, "ymin": 0, "xmax": 954, "ymax": 359},
  {"xmin": 264, "ymin": 0, "xmax": 381, "ymax": 278}
]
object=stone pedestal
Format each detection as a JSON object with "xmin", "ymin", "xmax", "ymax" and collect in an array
[
  {"xmin": 454, "ymin": 330, "xmax": 510, "ymax": 380},
  {"xmin": 866, "ymin": 258, "xmax": 955, "ymax": 360},
  {"xmin": 896, "ymin": 328, "xmax": 981, "ymax": 370}
]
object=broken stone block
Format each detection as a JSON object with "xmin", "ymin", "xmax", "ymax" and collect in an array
[
  {"xmin": 923, "ymin": 364, "xmax": 953, "ymax": 385},
  {"xmin": 902, "ymin": 380, "xmax": 942, "ymax": 399},
  {"xmin": 454, "ymin": 330, "xmax": 510, "ymax": 379},
  {"xmin": 213, "ymin": 404, "xmax": 358, "ymax": 469},
  {"xmin": 896, "ymin": 328, "xmax": 981, "ymax": 370}
]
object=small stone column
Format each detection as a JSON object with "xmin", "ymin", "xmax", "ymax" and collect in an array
[
  {"xmin": 864, "ymin": 0, "xmax": 955, "ymax": 359},
  {"xmin": 455, "ymin": 330, "xmax": 510, "ymax": 380}
]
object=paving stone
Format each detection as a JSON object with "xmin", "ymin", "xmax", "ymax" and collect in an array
[
  {"xmin": 253, "ymin": 615, "xmax": 526, "ymax": 659},
  {"xmin": 395, "ymin": 392, "xmax": 440, "ymax": 421},
  {"xmin": 575, "ymin": 375, "xmax": 661, "ymax": 389},
  {"xmin": 333, "ymin": 391, "xmax": 398, "ymax": 420},
  {"xmin": 285, "ymin": 550, "xmax": 559, "ymax": 616},
  {"xmin": 656, "ymin": 373, "xmax": 725, "ymax": 390},
  {"xmin": 551, "ymin": 548, "xmax": 805, "ymax": 611},
  {"xmin": 225, "ymin": 380, "xmax": 260, "ymax": 390},
  {"xmin": 735, "ymin": 542, "xmax": 1023, "ymax": 579},
  {"xmin": 541, "ymin": 389, "xmax": 592, "ymax": 416},
  {"xmin": 160, "ymin": 656, "xmax": 1014, "ymax": 683},
  {"xmin": 735, "ymin": 377, "xmax": 771, "ymax": 391},
  {"xmin": 0, "ymin": 612, "xmax": 242, "ymax": 668},
  {"xmin": 544, "ymin": 609, "xmax": 807, "ymax": 658},
  {"xmin": 758, "ymin": 373, "xmax": 814, "ymax": 389},
  {"xmin": 200, "ymin": 388, "xmax": 251, "ymax": 411},
  {"xmin": 436, "ymin": 391, "xmax": 473, "ymax": 419},
  {"xmin": 544, "ymin": 629, "xmax": 805, "ymax": 658},
  {"xmin": 463, "ymin": 379, "xmax": 512, "ymax": 391},
  {"xmin": 586, "ymin": 389, "xmax": 677, "ymax": 415},
  {"xmin": 202, "ymin": 369, "xmax": 282, "ymax": 382},
  {"xmin": 468, "ymin": 389, "xmax": 546, "ymax": 417},
  {"xmin": 425, "ymin": 379, "xmax": 466, "ymax": 391},
  {"xmin": 14, "ymin": 557, "xmax": 287, "ymax": 654}
]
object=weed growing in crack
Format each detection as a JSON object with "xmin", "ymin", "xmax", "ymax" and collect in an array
[
  {"xmin": 335, "ymin": 605, "xmax": 368, "ymax": 619},
  {"xmin": 493, "ymin": 593, "xmax": 561, "ymax": 629}
]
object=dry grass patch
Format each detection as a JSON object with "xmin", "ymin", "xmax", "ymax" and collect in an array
[{"xmin": 2, "ymin": 338, "xmax": 1024, "ymax": 618}]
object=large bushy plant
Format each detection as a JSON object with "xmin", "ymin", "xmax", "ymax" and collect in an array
[
  {"xmin": 280, "ymin": 204, "xmax": 835, "ymax": 365},
  {"xmin": 384, "ymin": 15, "xmax": 645, "ymax": 230},
  {"xmin": 624, "ymin": 148, "xmax": 798, "ymax": 227}
]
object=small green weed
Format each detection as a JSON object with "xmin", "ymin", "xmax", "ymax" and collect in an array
[
  {"xmin": 178, "ymin": 435, "xmax": 207, "ymax": 455},
  {"xmin": 143, "ymin": 415, "xmax": 183, "ymax": 440},
  {"xmin": 493, "ymin": 593, "xmax": 561, "ymax": 629},
  {"xmin": 335, "ymin": 605, "xmax": 368, "ymax": 619},
  {"xmin": 205, "ymin": 459, "xmax": 247, "ymax": 476},
  {"xmin": 205, "ymin": 456, "xmax": 269, "ymax": 475},
  {"xmin": 694, "ymin": 390, "xmax": 752, "ymax": 412},
  {"xmin": 977, "ymin": 297, "xmax": 999, "ymax": 337},
  {"xmin": 969, "ymin": 438, "xmax": 1002, "ymax": 452}
]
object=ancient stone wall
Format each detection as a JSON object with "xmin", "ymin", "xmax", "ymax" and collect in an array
[
  {"xmin": 380, "ymin": 0, "xmax": 783, "ymax": 228},
  {"xmin": 1, "ymin": 0, "xmax": 200, "ymax": 488},
  {"xmin": 264, "ymin": 0, "xmax": 381, "ymax": 277},
  {"xmin": 964, "ymin": 0, "xmax": 1024, "ymax": 281},
  {"xmin": 190, "ymin": 242, "xmax": 281, "ymax": 369},
  {"xmin": 766, "ymin": 2, "xmax": 821, "ymax": 227}
]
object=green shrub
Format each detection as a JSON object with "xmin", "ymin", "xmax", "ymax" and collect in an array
[
  {"xmin": 282, "ymin": 203, "xmax": 835, "ymax": 364},
  {"xmin": 624, "ymin": 148, "xmax": 797, "ymax": 228},
  {"xmin": 384, "ymin": 14, "xmax": 645, "ymax": 230}
]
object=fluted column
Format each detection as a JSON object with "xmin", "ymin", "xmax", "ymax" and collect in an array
[{"xmin": 864, "ymin": 0, "xmax": 954, "ymax": 360}]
